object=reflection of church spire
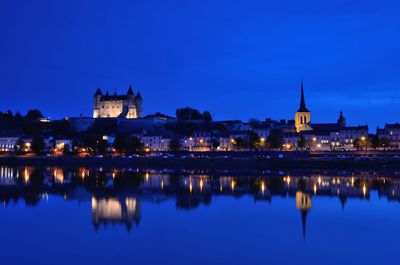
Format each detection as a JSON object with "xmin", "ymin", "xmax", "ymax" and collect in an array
[
  {"xmin": 339, "ymin": 196, "xmax": 347, "ymax": 210},
  {"xmin": 301, "ymin": 209, "xmax": 309, "ymax": 240},
  {"xmin": 296, "ymin": 191, "xmax": 312, "ymax": 240}
]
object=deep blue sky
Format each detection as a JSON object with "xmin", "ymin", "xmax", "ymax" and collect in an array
[{"xmin": 1, "ymin": 0, "xmax": 400, "ymax": 129}]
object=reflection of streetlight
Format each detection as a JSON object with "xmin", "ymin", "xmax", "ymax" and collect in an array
[{"xmin": 361, "ymin": 136, "xmax": 366, "ymax": 141}]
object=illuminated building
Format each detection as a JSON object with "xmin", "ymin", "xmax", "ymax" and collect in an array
[
  {"xmin": 295, "ymin": 80, "xmax": 312, "ymax": 133},
  {"xmin": 93, "ymin": 86, "xmax": 142, "ymax": 119}
]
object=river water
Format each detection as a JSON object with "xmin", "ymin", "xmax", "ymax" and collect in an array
[{"xmin": 0, "ymin": 166, "xmax": 399, "ymax": 265}]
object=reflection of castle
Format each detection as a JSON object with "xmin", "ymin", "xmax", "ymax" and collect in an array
[{"xmin": 91, "ymin": 197, "xmax": 141, "ymax": 230}]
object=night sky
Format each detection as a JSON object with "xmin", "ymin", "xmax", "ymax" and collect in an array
[{"xmin": 1, "ymin": 0, "xmax": 399, "ymax": 130}]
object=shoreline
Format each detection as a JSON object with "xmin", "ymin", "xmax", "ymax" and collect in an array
[{"xmin": 1, "ymin": 151, "xmax": 400, "ymax": 171}]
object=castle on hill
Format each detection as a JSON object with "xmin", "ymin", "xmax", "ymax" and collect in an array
[{"xmin": 93, "ymin": 86, "xmax": 143, "ymax": 119}]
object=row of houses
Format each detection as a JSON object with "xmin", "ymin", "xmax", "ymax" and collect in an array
[
  {"xmin": 1, "ymin": 119, "xmax": 400, "ymax": 153},
  {"xmin": 0, "ymin": 130, "xmax": 73, "ymax": 153}
]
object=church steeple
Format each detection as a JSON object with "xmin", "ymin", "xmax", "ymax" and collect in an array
[
  {"xmin": 298, "ymin": 79, "xmax": 310, "ymax": 112},
  {"xmin": 295, "ymin": 80, "xmax": 311, "ymax": 132}
]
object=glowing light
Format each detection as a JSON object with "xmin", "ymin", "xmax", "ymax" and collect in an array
[
  {"xmin": 286, "ymin": 176, "xmax": 291, "ymax": 185},
  {"xmin": 24, "ymin": 168, "xmax": 30, "ymax": 183},
  {"xmin": 362, "ymin": 184, "xmax": 367, "ymax": 197},
  {"xmin": 261, "ymin": 181, "xmax": 265, "ymax": 194},
  {"xmin": 200, "ymin": 179, "xmax": 203, "ymax": 191},
  {"xmin": 231, "ymin": 180, "xmax": 235, "ymax": 191},
  {"xmin": 189, "ymin": 181, "xmax": 193, "ymax": 193},
  {"xmin": 313, "ymin": 184, "xmax": 317, "ymax": 195}
]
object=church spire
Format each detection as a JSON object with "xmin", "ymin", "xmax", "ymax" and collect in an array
[{"xmin": 297, "ymin": 79, "xmax": 310, "ymax": 112}]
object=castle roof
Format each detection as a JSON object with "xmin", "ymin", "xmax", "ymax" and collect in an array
[
  {"xmin": 94, "ymin": 87, "xmax": 142, "ymax": 101},
  {"xmin": 94, "ymin": 88, "xmax": 102, "ymax": 96},
  {"xmin": 127, "ymin": 86, "xmax": 134, "ymax": 95},
  {"xmin": 297, "ymin": 80, "xmax": 310, "ymax": 112},
  {"xmin": 100, "ymin": 95, "xmax": 128, "ymax": 101}
]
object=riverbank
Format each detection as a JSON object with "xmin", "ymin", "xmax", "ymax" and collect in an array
[{"xmin": 1, "ymin": 151, "xmax": 400, "ymax": 170}]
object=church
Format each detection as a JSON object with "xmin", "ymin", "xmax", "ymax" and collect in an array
[
  {"xmin": 93, "ymin": 86, "xmax": 143, "ymax": 119},
  {"xmin": 284, "ymin": 81, "xmax": 368, "ymax": 150}
]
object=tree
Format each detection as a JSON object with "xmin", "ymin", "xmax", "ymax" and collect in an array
[
  {"xmin": 233, "ymin": 137, "xmax": 246, "ymax": 150},
  {"xmin": 82, "ymin": 134, "xmax": 99, "ymax": 151},
  {"xmin": 63, "ymin": 144, "xmax": 71, "ymax": 155},
  {"xmin": 113, "ymin": 135, "xmax": 129, "ymax": 153},
  {"xmin": 266, "ymin": 133, "xmax": 283, "ymax": 149},
  {"xmin": 96, "ymin": 139, "xmax": 109, "ymax": 154},
  {"xmin": 353, "ymin": 138, "xmax": 361, "ymax": 150},
  {"xmin": 297, "ymin": 135, "xmax": 307, "ymax": 149},
  {"xmin": 379, "ymin": 137, "xmax": 390, "ymax": 150},
  {"xmin": 248, "ymin": 132, "xmax": 260, "ymax": 150},
  {"xmin": 369, "ymin": 135, "xmax": 380, "ymax": 149},
  {"xmin": 129, "ymin": 136, "xmax": 143, "ymax": 153},
  {"xmin": 31, "ymin": 136, "xmax": 45, "ymax": 154},
  {"xmin": 176, "ymin": 107, "xmax": 212, "ymax": 121},
  {"xmin": 203, "ymin": 111, "xmax": 212, "ymax": 122},
  {"xmin": 169, "ymin": 138, "xmax": 181, "ymax": 152},
  {"xmin": 14, "ymin": 138, "xmax": 25, "ymax": 153},
  {"xmin": 353, "ymin": 137, "xmax": 368, "ymax": 150},
  {"xmin": 25, "ymin": 109, "xmax": 44, "ymax": 121}
]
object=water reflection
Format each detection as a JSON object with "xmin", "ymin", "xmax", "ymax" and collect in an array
[
  {"xmin": 92, "ymin": 197, "xmax": 141, "ymax": 230},
  {"xmin": 2, "ymin": 165, "xmax": 400, "ymax": 236}
]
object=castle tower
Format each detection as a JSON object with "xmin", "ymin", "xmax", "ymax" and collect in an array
[
  {"xmin": 135, "ymin": 92, "xmax": 143, "ymax": 118},
  {"xmin": 93, "ymin": 87, "xmax": 102, "ymax": 118},
  {"xmin": 295, "ymin": 80, "xmax": 311, "ymax": 132},
  {"xmin": 337, "ymin": 111, "xmax": 346, "ymax": 127},
  {"xmin": 126, "ymin": 86, "xmax": 137, "ymax": 118}
]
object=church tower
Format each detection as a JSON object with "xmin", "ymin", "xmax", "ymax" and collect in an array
[{"xmin": 295, "ymin": 80, "xmax": 311, "ymax": 132}]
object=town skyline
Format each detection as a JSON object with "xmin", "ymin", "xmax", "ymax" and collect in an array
[{"xmin": 1, "ymin": 1, "xmax": 400, "ymax": 130}]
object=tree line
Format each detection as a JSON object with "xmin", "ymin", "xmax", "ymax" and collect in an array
[{"xmin": 0, "ymin": 109, "xmax": 44, "ymax": 122}]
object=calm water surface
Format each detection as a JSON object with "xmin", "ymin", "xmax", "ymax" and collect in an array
[{"xmin": 0, "ymin": 166, "xmax": 399, "ymax": 265}]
